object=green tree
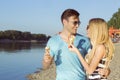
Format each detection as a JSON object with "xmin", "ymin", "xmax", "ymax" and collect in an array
[
  {"xmin": 22, "ymin": 32, "xmax": 31, "ymax": 40},
  {"xmin": 108, "ymin": 8, "xmax": 120, "ymax": 29},
  {"xmin": 0, "ymin": 30, "xmax": 50, "ymax": 42},
  {"xmin": 4, "ymin": 30, "xmax": 22, "ymax": 40},
  {"xmin": 0, "ymin": 31, "xmax": 4, "ymax": 39}
]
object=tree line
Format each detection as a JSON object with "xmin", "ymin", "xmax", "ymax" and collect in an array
[
  {"xmin": 0, "ymin": 30, "xmax": 50, "ymax": 42},
  {"xmin": 107, "ymin": 8, "xmax": 120, "ymax": 29}
]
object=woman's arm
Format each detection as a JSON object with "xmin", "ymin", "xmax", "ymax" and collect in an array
[{"xmin": 69, "ymin": 44, "xmax": 105, "ymax": 74}]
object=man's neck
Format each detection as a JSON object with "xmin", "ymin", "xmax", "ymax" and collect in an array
[
  {"xmin": 59, "ymin": 30, "xmax": 75, "ymax": 42},
  {"xmin": 60, "ymin": 29, "xmax": 70, "ymax": 37}
]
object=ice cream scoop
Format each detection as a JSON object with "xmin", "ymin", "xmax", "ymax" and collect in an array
[
  {"xmin": 45, "ymin": 46, "xmax": 50, "ymax": 53},
  {"xmin": 45, "ymin": 46, "xmax": 50, "ymax": 50},
  {"xmin": 69, "ymin": 35, "xmax": 75, "ymax": 45},
  {"xmin": 68, "ymin": 35, "xmax": 75, "ymax": 48}
]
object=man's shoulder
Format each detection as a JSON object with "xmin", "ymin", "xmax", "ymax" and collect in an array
[
  {"xmin": 47, "ymin": 34, "xmax": 60, "ymax": 43},
  {"xmin": 76, "ymin": 33, "xmax": 89, "ymax": 41},
  {"xmin": 47, "ymin": 34, "xmax": 62, "ymax": 52},
  {"xmin": 49, "ymin": 34, "xmax": 59, "ymax": 40}
]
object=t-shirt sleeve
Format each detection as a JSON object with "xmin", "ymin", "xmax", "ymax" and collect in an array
[{"xmin": 85, "ymin": 39, "xmax": 92, "ymax": 55}]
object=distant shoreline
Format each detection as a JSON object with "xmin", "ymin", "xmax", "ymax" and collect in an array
[{"xmin": 0, "ymin": 39, "xmax": 47, "ymax": 43}]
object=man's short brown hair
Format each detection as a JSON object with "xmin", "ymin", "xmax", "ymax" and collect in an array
[{"xmin": 61, "ymin": 9, "xmax": 80, "ymax": 23}]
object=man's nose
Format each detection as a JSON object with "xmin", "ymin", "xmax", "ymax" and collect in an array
[{"xmin": 76, "ymin": 24, "xmax": 79, "ymax": 28}]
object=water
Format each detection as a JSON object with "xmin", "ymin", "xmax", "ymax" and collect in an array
[{"xmin": 0, "ymin": 42, "xmax": 45, "ymax": 80}]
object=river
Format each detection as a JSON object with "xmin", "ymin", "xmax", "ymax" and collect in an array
[{"xmin": 0, "ymin": 42, "xmax": 45, "ymax": 80}]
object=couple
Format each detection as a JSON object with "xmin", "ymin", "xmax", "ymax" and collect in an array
[{"xmin": 43, "ymin": 9, "xmax": 114, "ymax": 80}]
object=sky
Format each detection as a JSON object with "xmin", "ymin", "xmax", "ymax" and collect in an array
[{"xmin": 0, "ymin": 0, "xmax": 120, "ymax": 36}]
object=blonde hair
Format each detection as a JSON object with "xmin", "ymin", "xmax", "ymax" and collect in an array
[{"xmin": 86, "ymin": 18, "xmax": 115, "ymax": 68}]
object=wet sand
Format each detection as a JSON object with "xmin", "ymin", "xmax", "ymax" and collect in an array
[{"xmin": 27, "ymin": 43, "xmax": 120, "ymax": 80}]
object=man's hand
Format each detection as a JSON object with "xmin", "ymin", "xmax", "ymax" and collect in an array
[
  {"xmin": 98, "ymin": 68, "xmax": 111, "ymax": 78},
  {"xmin": 43, "ymin": 51, "xmax": 52, "ymax": 63},
  {"xmin": 42, "ymin": 47, "xmax": 52, "ymax": 69}
]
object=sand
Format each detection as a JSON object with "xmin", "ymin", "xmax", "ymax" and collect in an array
[
  {"xmin": 27, "ymin": 43, "xmax": 120, "ymax": 80},
  {"xmin": 107, "ymin": 43, "xmax": 120, "ymax": 80}
]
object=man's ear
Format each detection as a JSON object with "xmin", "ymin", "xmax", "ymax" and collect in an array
[{"xmin": 63, "ymin": 19, "xmax": 67, "ymax": 25}]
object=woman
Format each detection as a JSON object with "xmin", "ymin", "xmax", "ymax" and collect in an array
[{"xmin": 69, "ymin": 18, "xmax": 115, "ymax": 80}]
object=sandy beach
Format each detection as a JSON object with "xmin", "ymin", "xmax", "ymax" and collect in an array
[
  {"xmin": 27, "ymin": 43, "xmax": 120, "ymax": 80},
  {"xmin": 108, "ymin": 43, "xmax": 120, "ymax": 80}
]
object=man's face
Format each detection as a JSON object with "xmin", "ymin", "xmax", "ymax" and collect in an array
[{"xmin": 64, "ymin": 16, "xmax": 80, "ymax": 34}]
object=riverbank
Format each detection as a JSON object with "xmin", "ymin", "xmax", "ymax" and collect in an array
[
  {"xmin": 27, "ymin": 43, "xmax": 120, "ymax": 80},
  {"xmin": 27, "ymin": 62, "xmax": 56, "ymax": 80},
  {"xmin": 0, "ymin": 39, "xmax": 47, "ymax": 43}
]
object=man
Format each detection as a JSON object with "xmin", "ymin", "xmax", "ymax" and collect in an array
[{"xmin": 43, "ymin": 9, "xmax": 109, "ymax": 80}]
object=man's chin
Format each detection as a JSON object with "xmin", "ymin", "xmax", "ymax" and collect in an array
[
  {"xmin": 73, "ymin": 31, "xmax": 77, "ymax": 34},
  {"xmin": 72, "ymin": 32, "xmax": 77, "ymax": 35}
]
